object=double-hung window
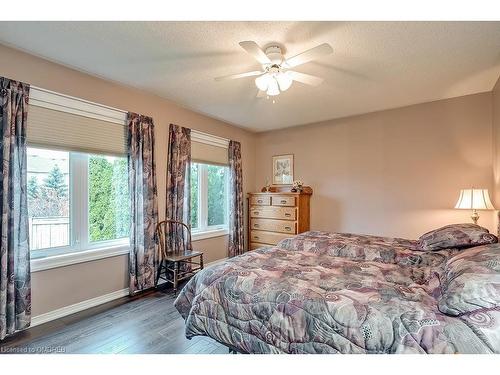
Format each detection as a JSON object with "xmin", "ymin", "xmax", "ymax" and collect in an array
[
  {"xmin": 27, "ymin": 88, "xmax": 130, "ymax": 261},
  {"xmin": 190, "ymin": 131, "xmax": 230, "ymax": 240}
]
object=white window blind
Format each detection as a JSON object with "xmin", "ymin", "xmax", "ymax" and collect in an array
[
  {"xmin": 27, "ymin": 87, "xmax": 127, "ymax": 156},
  {"xmin": 191, "ymin": 130, "xmax": 229, "ymax": 166}
]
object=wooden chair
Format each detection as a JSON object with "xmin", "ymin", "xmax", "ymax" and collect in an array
[{"xmin": 155, "ymin": 220, "xmax": 204, "ymax": 295}]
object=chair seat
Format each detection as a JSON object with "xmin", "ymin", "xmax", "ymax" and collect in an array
[{"xmin": 164, "ymin": 250, "xmax": 203, "ymax": 262}]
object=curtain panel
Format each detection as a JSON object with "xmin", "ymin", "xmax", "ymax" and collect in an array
[
  {"xmin": 0, "ymin": 77, "xmax": 31, "ymax": 340},
  {"xmin": 228, "ymin": 140, "xmax": 244, "ymax": 257},
  {"xmin": 127, "ymin": 112, "xmax": 159, "ymax": 295},
  {"xmin": 166, "ymin": 124, "xmax": 191, "ymax": 253}
]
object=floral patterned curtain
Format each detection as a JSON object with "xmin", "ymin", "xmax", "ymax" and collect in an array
[
  {"xmin": 166, "ymin": 124, "xmax": 191, "ymax": 252},
  {"xmin": 228, "ymin": 140, "xmax": 244, "ymax": 257},
  {"xmin": 127, "ymin": 112, "xmax": 159, "ymax": 294},
  {"xmin": 0, "ymin": 77, "xmax": 31, "ymax": 340}
]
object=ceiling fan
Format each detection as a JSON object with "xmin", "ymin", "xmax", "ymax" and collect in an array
[{"xmin": 215, "ymin": 41, "xmax": 333, "ymax": 97}]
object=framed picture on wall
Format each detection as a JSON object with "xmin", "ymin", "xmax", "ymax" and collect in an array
[{"xmin": 272, "ymin": 154, "xmax": 294, "ymax": 185}]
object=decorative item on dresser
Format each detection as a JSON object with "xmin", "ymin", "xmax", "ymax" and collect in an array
[{"xmin": 247, "ymin": 186, "xmax": 312, "ymax": 250}]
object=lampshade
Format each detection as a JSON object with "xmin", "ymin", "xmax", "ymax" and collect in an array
[
  {"xmin": 276, "ymin": 72, "xmax": 293, "ymax": 91},
  {"xmin": 255, "ymin": 74, "xmax": 270, "ymax": 91},
  {"xmin": 266, "ymin": 78, "xmax": 280, "ymax": 96},
  {"xmin": 454, "ymin": 189, "xmax": 495, "ymax": 210}
]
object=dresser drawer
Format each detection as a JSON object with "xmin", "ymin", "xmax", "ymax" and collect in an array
[
  {"xmin": 249, "ymin": 195, "xmax": 271, "ymax": 206},
  {"xmin": 250, "ymin": 218, "xmax": 296, "ymax": 234},
  {"xmin": 250, "ymin": 206, "xmax": 296, "ymax": 220},
  {"xmin": 271, "ymin": 196, "xmax": 296, "ymax": 207},
  {"xmin": 249, "ymin": 242, "xmax": 270, "ymax": 250},
  {"xmin": 250, "ymin": 230, "xmax": 292, "ymax": 245}
]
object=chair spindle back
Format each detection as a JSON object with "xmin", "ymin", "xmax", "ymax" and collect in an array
[{"xmin": 155, "ymin": 220, "xmax": 193, "ymax": 260}]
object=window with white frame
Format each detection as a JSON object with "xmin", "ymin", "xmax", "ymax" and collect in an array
[
  {"xmin": 27, "ymin": 148, "xmax": 129, "ymax": 258},
  {"xmin": 27, "ymin": 87, "xmax": 130, "ymax": 259},
  {"xmin": 189, "ymin": 130, "xmax": 230, "ymax": 239},
  {"xmin": 190, "ymin": 162, "xmax": 229, "ymax": 237}
]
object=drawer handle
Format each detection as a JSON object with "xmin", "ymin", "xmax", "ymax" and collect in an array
[
  {"xmin": 280, "ymin": 200, "xmax": 287, "ymax": 204},
  {"xmin": 284, "ymin": 213, "xmax": 291, "ymax": 217},
  {"xmin": 253, "ymin": 236, "xmax": 259, "ymax": 240},
  {"xmin": 253, "ymin": 211, "xmax": 260, "ymax": 215},
  {"xmin": 285, "ymin": 226, "xmax": 292, "ymax": 231},
  {"xmin": 257, "ymin": 199, "xmax": 263, "ymax": 203},
  {"xmin": 253, "ymin": 224, "xmax": 259, "ymax": 228}
]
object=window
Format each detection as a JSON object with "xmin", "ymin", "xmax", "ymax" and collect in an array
[
  {"xmin": 190, "ymin": 162, "xmax": 229, "ymax": 238},
  {"xmin": 27, "ymin": 147, "xmax": 130, "ymax": 258},
  {"xmin": 26, "ymin": 87, "xmax": 129, "ymax": 266},
  {"xmin": 27, "ymin": 148, "xmax": 70, "ymax": 250},
  {"xmin": 190, "ymin": 163, "xmax": 199, "ymax": 230},
  {"xmin": 207, "ymin": 164, "xmax": 228, "ymax": 226},
  {"xmin": 88, "ymin": 155, "xmax": 130, "ymax": 242}
]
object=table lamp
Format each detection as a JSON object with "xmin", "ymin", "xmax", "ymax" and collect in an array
[{"xmin": 454, "ymin": 188, "xmax": 495, "ymax": 224}]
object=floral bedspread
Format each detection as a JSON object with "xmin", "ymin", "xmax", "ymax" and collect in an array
[
  {"xmin": 174, "ymin": 231, "xmax": 499, "ymax": 354},
  {"xmin": 276, "ymin": 231, "xmax": 460, "ymax": 267}
]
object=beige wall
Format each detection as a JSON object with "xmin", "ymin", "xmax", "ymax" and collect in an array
[
  {"xmin": 0, "ymin": 44, "xmax": 256, "ymax": 316},
  {"xmin": 493, "ymin": 76, "xmax": 500, "ymax": 231},
  {"xmin": 255, "ymin": 92, "xmax": 495, "ymax": 239}
]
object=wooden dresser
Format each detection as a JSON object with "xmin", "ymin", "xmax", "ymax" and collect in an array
[{"xmin": 247, "ymin": 187, "xmax": 312, "ymax": 250}]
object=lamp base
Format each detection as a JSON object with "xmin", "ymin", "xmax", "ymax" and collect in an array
[{"xmin": 471, "ymin": 210, "xmax": 479, "ymax": 225}]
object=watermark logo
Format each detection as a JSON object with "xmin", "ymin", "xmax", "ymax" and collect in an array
[{"xmin": 0, "ymin": 345, "xmax": 66, "ymax": 354}]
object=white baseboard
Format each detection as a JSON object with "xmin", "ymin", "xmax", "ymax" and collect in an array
[
  {"xmin": 30, "ymin": 257, "xmax": 228, "ymax": 327},
  {"xmin": 31, "ymin": 288, "xmax": 129, "ymax": 327}
]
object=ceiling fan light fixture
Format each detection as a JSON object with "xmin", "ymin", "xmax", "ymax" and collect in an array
[
  {"xmin": 218, "ymin": 41, "xmax": 333, "ymax": 99},
  {"xmin": 266, "ymin": 78, "xmax": 280, "ymax": 96},
  {"xmin": 255, "ymin": 74, "xmax": 270, "ymax": 91},
  {"xmin": 276, "ymin": 72, "xmax": 293, "ymax": 91}
]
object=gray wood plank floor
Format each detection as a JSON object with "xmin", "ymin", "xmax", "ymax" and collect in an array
[{"xmin": 0, "ymin": 287, "xmax": 226, "ymax": 354}]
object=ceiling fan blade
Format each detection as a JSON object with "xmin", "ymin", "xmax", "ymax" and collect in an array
[
  {"xmin": 239, "ymin": 41, "xmax": 271, "ymax": 65},
  {"xmin": 284, "ymin": 43, "xmax": 333, "ymax": 68},
  {"xmin": 256, "ymin": 89, "xmax": 267, "ymax": 98},
  {"xmin": 215, "ymin": 70, "xmax": 263, "ymax": 81},
  {"xmin": 288, "ymin": 71, "xmax": 324, "ymax": 86}
]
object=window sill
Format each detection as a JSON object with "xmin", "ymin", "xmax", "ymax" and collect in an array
[
  {"xmin": 192, "ymin": 228, "xmax": 228, "ymax": 241},
  {"xmin": 31, "ymin": 244, "xmax": 130, "ymax": 273}
]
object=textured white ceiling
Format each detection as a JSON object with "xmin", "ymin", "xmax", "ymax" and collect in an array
[{"xmin": 0, "ymin": 21, "xmax": 499, "ymax": 131}]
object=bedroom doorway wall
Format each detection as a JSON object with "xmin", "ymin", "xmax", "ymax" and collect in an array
[{"xmin": 492, "ymin": 75, "xmax": 500, "ymax": 233}]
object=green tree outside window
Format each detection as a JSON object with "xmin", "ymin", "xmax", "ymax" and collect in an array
[{"xmin": 88, "ymin": 156, "xmax": 130, "ymax": 242}]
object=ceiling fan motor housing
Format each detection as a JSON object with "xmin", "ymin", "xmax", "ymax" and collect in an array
[{"xmin": 265, "ymin": 45, "xmax": 284, "ymax": 65}]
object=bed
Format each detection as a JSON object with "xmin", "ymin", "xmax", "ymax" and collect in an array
[{"xmin": 174, "ymin": 228, "xmax": 500, "ymax": 354}]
